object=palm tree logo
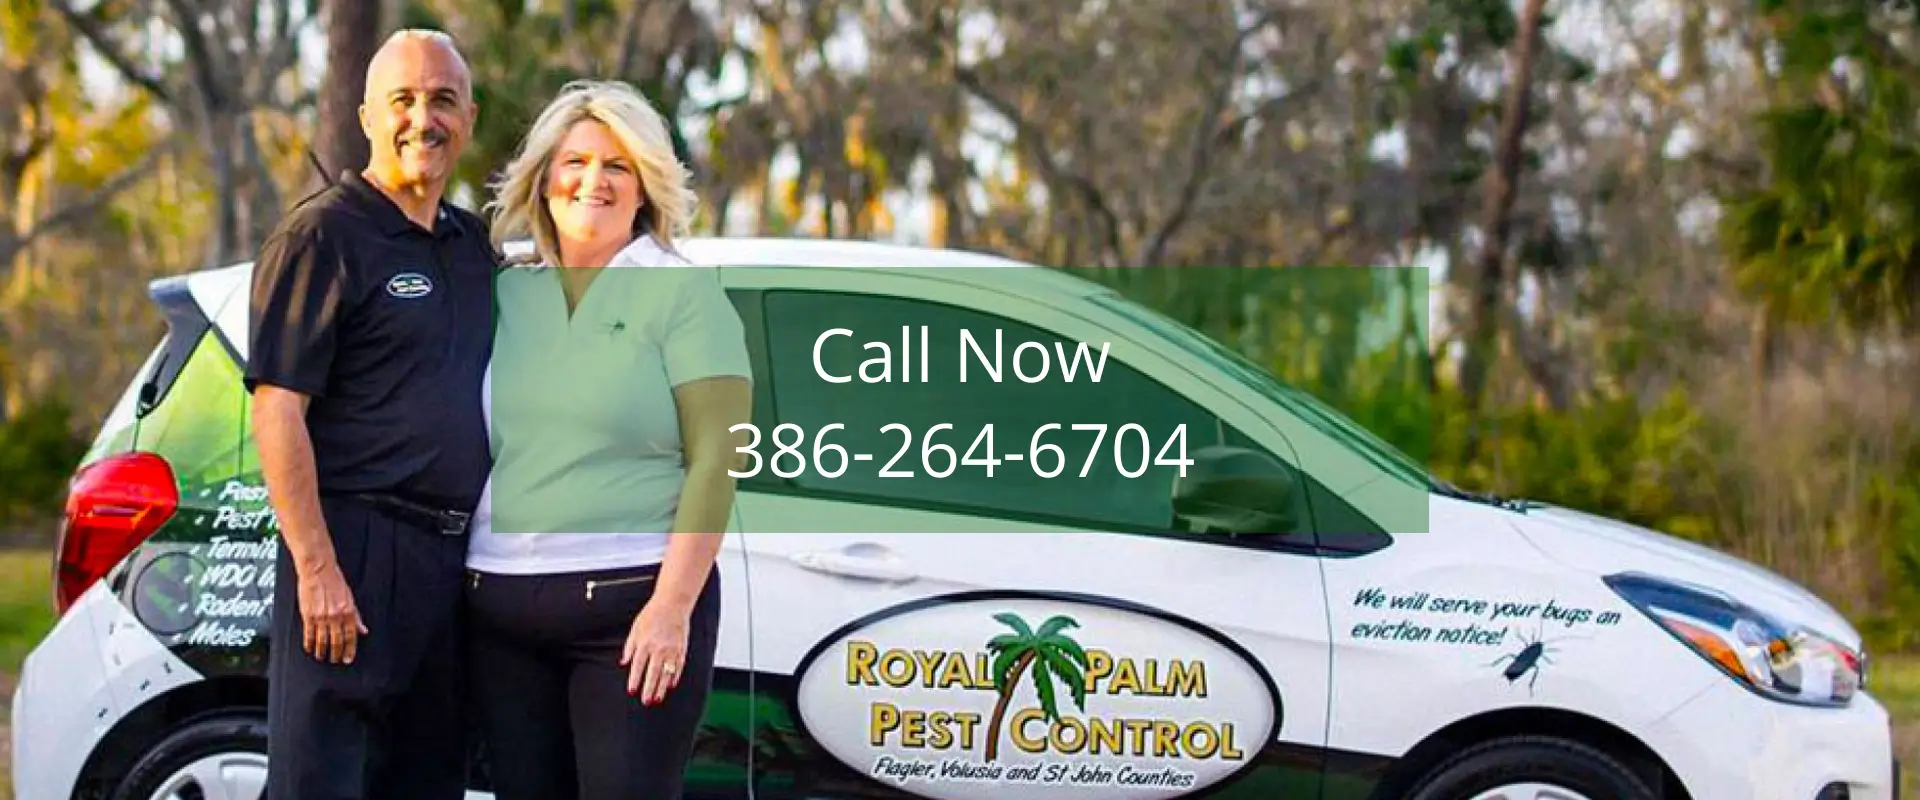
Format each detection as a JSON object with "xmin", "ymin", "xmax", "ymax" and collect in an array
[{"xmin": 982, "ymin": 612, "xmax": 1090, "ymax": 762}]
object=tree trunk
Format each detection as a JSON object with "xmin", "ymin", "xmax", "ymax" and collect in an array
[
  {"xmin": 211, "ymin": 107, "xmax": 240, "ymax": 267},
  {"xmin": 1751, "ymin": 300, "xmax": 1777, "ymax": 419},
  {"xmin": 1458, "ymin": 0, "xmax": 1547, "ymax": 456},
  {"xmin": 240, "ymin": 115, "xmax": 282, "ymax": 248},
  {"xmin": 315, "ymin": 0, "xmax": 382, "ymax": 190},
  {"xmin": 983, "ymin": 651, "xmax": 1035, "ymax": 762},
  {"xmin": 0, "ymin": 332, "xmax": 13, "ymax": 423},
  {"xmin": 711, "ymin": 186, "xmax": 733, "ymax": 236}
]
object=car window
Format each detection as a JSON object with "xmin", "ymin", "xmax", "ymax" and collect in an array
[
  {"xmin": 141, "ymin": 332, "xmax": 250, "ymax": 488},
  {"xmin": 141, "ymin": 279, "xmax": 217, "ymax": 418},
  {"xmin": 1090, "ymin": 293, "xmax": 1429, "ymax": 491},
  {"xmin": 1224, "ymin": 422, "xmax": 1382, "ymax": 544},
  {"xmin": 762, "ymin": 290, "xmax": 1220, "ymax": 531},
  {"xmin": 724, "ymin": 288, "xmax": 781, "ymax": 490}
]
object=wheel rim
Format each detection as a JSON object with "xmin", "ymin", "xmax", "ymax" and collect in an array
[
  {"xmin": 1468, "ymin": 784, "xmax": 1594, "ymax": 800},
  {"xmin": 147, "ymin": 751, "xmax": 269, "ymax": 800}
]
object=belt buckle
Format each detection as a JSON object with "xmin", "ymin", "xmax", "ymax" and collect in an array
[{"xmin": 440, "ymin": 510, "xmax": 471, "ymax": 537}]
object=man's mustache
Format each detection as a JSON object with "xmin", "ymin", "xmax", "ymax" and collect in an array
[{"xmin": 396, "ymin": 128, "xmax": 450, "ymax": 149}]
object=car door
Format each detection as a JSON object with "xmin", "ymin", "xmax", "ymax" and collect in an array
[
  {"xmin": 673, "ymin": 498, "xmax": 758, "ymax": 796},
  {"xmin": 722, "ymin": 270, "xmax": 1335, "ymax": 800}
]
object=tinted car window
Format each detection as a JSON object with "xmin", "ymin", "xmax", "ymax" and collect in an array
[
  {"xmin": 120, "ymin": 332, "xmax": 249, "ymax": 486},
  {"xmin": 725, "ymin": 288, "xmax": 781, "ymax": 490},
  {"xmin": 763, "ymin": 290, "xmax": 1217, "ymax": 531},
  {"xmin": 1224, "ymin": 423, "xmax": 1384, "ymax": 545}
]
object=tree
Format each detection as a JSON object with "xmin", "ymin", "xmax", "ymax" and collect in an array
[
  {"xmin": 1720, "ymin": 0, "xmax": 1920, "ymax": 377},
  {"xmin": 313, "ymin": 0, "xmax": 384, "ymax": 189},
  {"xmin": 981, "ymin": 613, "xmax": 1087, "ymax": 762},
  {"xmin": 401, "ymin": 0, "xmax": 727, "ymax": 205},
  {"xmin": 1458, "ymin": 0, "xmax": 1550, "ymax": 436},
  {"xmin": 1, "ymin": 0, "xmax": 168, "ymax": 420},
  {"xmin": 54, "ymin": 0, "xmax": 314, "ymax": 266}
]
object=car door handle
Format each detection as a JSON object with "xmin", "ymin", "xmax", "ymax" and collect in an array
[{"xmin": 789, "ymin": 550, "xmax": 917, "ymax": 582}]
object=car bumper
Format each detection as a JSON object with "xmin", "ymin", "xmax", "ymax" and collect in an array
[
  {"xmin": 14, "ymin": 584, "xmax": 116, "ymax": 800},
  {"xmin": 1642, "ymin": 675, "xmax": 1895, "ymax": 800},
  {"xmin": 12, "ymin": 581, "xmax": 201, "ymax": 800},
  {"xmin": 17, "ymin": 582, "xmax": 505, "ymax": 800}
]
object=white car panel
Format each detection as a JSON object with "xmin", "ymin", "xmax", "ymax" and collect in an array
[
  {"xmin": 736, "ymin": 495, "xmax": 1333, "ymax": 795},
  {"xmin": 1321, "ymin": 501, "xmax": 1723, "ymax": 759},
  {"xmin": 1515, "ymin": 505, "xmax": 1863, "ymax": 649},
  {"xmin": 1641, "ymin": 671, "xmax": 1895, "ymax": 800},
  {"xmin": 13, "ymin": 580, "xmax": 203, "ymax": 800},
  {"xmin": 187, "ymin": 263, "xmax": 251, "ymax": 357}
]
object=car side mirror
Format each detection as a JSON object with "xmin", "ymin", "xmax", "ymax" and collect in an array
[{"xmin": 1170, "ymin": 445, "xmax": 1304, "ymax": 537}]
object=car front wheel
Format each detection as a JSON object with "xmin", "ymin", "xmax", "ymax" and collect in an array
[
  {"xmin": 110, "ymin": 714, "xmax": 269, "ymax": 800},
  {"xmin": 1404, "ymin": 735, "xmax": 1659, "ymax": 800}
]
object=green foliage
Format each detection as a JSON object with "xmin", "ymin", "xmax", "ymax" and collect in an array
[
  {"xmin": 1429, "ymin": 385, "xmax": 1723, "ymax": 542},
  {"xmin": 402, "ymin": 0, "xmax": 698, "ymax": 200},
  {"xmin": 0, "ymin": 550, "xmax": 57, "ymax": 674},
  {"xmin": 0, "ymin": 395, "xmax": 89, "ymax": 530},
  {"xmin": 1857, "ymin": 441, "xmax": 1920, "ymax": 652},
  {"xmin": 1720, "ymin": 0, "xmax": 1920, "ymax": 332}
]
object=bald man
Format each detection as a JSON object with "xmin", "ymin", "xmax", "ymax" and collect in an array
[{"xmin": 247, "ymin": 29, "xmax": 496, "ymax": 800}]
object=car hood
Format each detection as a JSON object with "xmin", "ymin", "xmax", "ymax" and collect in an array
[{"xmin": 1513, "ymin": 504, "xmax": 1863, "ymax": 651}]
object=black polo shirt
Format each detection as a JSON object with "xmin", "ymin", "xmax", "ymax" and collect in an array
[{"xmin": 245, "ymin": 171, "xmax": 496, "ymax": 512}]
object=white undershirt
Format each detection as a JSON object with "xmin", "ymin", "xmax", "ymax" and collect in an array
[{"xmin": 465, "ymin": 236, "xmax": 751, "ymax": 575}]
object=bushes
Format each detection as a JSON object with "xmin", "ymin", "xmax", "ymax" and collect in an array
[
  {"xmin": 1386, "ymin": 372, "xmax": 1918, "ymax": 655},
  {"xmin": 1428, "ymin": 385, "xmax": 1723, "ymax": 544},
  {"xmin": 0, "ymin": 395, "xmax": 89, "ymax": 533},
  {"xmin": 1857, "ymin": 444, "xmax": 1920, "ymax": 653},
  {"xmin": 1230, "ymin": 319, "xmax": 1920, "ymax": 654}
]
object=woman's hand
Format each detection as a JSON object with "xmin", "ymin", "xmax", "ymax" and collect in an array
[{"xmin": 621, "ymin": 598, "xmax": 692, "ymax": 705}]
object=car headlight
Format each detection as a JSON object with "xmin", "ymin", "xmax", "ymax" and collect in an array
[{"xmin": 1605, "ymin": 572, "xmax": 1861, "ymax": 707}]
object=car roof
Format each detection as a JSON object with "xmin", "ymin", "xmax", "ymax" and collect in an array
[{"xmin": 174, "ymin": 237, "xmax": 1112, "ymax": 362}]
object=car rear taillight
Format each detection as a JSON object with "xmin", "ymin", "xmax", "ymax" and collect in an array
[{"xmin": 54, "ymin": 451, "xmax": 179, "ymax": 614}]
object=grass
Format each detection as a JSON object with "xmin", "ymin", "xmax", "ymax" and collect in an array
[
  {"xmin": 0, "ymin": 549, "xmax": 55, "ymax": 800},
  {"xmin": 1877, "ymin": 654, "xmax": 1920, "ymax": 799},
  {"xmin": 0, "ymin": 551, "xmax": 53, "ymax": 676}
]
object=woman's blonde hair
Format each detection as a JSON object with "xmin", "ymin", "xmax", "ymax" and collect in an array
[{"xmin": 487, "ymin": 79, "xmax": 698, "ymax": 265}]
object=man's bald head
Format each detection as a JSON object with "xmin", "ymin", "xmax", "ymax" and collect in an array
[
  {"xmin": 363, "ymin": 30, "xmax": 472, "ymax": 105},
  {"xmin": 358, "ymin": 28, "xmax": 478, "ymax": 197}
]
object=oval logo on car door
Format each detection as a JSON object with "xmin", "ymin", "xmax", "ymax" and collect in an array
[
  {"xmin": 386, "ymin": 272, "xmax": 433, "ymax": 299},
  {"xmin": 789, "ymin": 591, "xmax": 1283, "ymax": 800}
]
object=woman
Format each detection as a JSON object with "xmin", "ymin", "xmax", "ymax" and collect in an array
[{"xmin": 467, "ymin": 79, "xmax": 752, "ymax": 800}]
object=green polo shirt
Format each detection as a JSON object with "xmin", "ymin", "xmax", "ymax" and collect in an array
[{"xmin": 469, "ymin": 236, "xmax": 752, "ymax": 574}]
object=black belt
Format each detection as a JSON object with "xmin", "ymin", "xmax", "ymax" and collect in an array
[{"xmin": 348, "ymin": 492, "xmax": 472, "ymax": 537}]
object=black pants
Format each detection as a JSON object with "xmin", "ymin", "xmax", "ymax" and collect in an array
[
  {"xmin": 266, "ymin": 495, "xmax": 471, "ymax": 800},
  {"xmin": 465, "ymin": 562, "xmax": 721, "ymax": 800}
]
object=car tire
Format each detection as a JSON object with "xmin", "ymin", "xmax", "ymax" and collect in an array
[
  {"xmin": 1403, "ymin": 735, "xmax": 1658, "ymax": 800},
  {"xmin": 110, "ymin": 713, "xmax": 269, "ymax": 800}
]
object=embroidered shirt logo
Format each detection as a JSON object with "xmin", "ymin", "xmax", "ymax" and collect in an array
[{"xmin": 386, "ymin": 273, "xmax": 433, "ymax": 299}]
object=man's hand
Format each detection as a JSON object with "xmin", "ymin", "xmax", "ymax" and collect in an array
[
  {"xmin": 298, "ymin": 558, "xmax": 367, "ymax": 664},
  {"xmin": 251, "ymin": 385, "xmax": 368, "ymax": 664}
]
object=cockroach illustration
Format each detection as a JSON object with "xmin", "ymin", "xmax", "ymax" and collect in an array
[{"xmin": 1486, "ymin": 623, "xmax": 1589, "ymax": 696}]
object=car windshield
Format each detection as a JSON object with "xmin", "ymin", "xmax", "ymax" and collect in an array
[{"xmin": 1088, "ymin": 293, "xmax": 1433, "ymax": 492}]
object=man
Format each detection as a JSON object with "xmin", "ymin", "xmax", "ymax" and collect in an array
[{"xmin": 247, "ymin": 29, "xmax": 494, "ymax": 800}]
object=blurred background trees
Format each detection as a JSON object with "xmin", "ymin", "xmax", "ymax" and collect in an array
[{"xmin": 2, "ymin": 0, "xmax": 1917, "ymax": 650}]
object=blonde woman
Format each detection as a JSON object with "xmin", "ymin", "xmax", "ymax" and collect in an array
[{"xmin": 467, "ymin": 79, "xmax": 751, "ymax": 800}]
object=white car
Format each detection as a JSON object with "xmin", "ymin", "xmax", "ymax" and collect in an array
[{"xmin": 12, "ymin": 237, "xmax": 1896, "ymax": 800}]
